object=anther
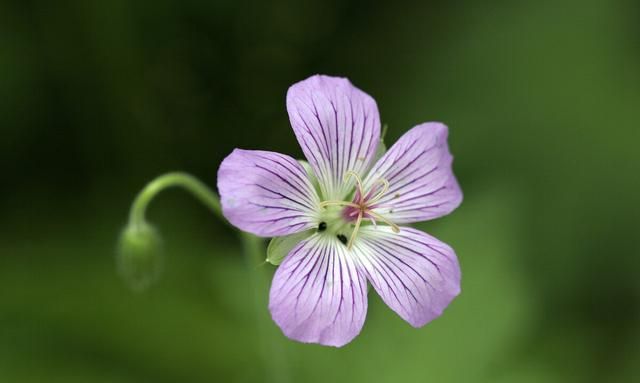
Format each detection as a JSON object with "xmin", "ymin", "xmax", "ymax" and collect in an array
[
  {"xmin": 318, "ymin": 222, "xmax": 327, "ymax": 232},
  {"xmin": 337, "ymin": 234, "xmax": 348, "ymax": 245}
]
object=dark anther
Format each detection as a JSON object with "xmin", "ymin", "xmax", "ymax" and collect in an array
[
  {"xmin": 337, "ymin": 234, "xmax": 348, "ymax": 245},
  {"xmin": 318, "ymin": 222, "xmax": 327, "ymax": 232}
]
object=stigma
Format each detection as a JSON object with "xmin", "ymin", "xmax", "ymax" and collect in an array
[{"xmin": 319, "ymin": 170, "xmax": 400, "ymax": 250}]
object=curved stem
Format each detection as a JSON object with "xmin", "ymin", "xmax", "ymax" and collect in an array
[
  {"xmin": 129, "ymin": 171, "xmax": 224, "ymax": 226},
  {"xmin": 123, "ymin": 171, "xmax": 289, "ymax": 381},
  {"xmin": 242, "ymin": 233, "xmax": 291, "ymax": 383}
]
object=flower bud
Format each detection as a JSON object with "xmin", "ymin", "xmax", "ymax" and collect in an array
[{"xmin": 116, "ymin": 222, "xmax": 163, "ymax": 291}]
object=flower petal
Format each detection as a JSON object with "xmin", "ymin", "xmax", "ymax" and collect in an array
[
  {"xmin": 287, "ymin": 75, "xmax": 381, "ymax": 200},
  {"xmin": 363, "ymin": 122, "xmax": 462, "ymax": 223},
  {"xmin": 217, "ymin": 149, "xmax": 320, "ymax": 237},
  {"xmin": 352, "ymin": 226, "xmax": 460, "ymax": 328},
  {"xmin": 269, "ymin": 234, "xmax": 368, "ymax": 347}
]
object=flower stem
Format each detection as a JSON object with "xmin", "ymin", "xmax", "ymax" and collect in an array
[
  {"xmin": 122, "ymin": 171, "xmax": 289, "ymax": 381},
  {"xmin": 129, "ymin": 171, "xmax": 225, "ymax": 227},
  {"xmin": 242, "ymin": 233, "xmax": 291, "ymax": 383}
]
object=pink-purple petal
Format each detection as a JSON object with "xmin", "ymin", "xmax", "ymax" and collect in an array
[
  {"xmin": 352, "ymin": 226, "xmax": 460, "ymax": 328},
  {"xmin": 287, "ymin": 75, "xmax": 381, "ymax": 201},
  {"xmin": 217, "ymin": 149, "xmax": 320, "ymax": 237},
  {"xmin": 363, "ymin": 122, "xmax": 462, "ymax": 224},
  {"xmin": 269, "ymin": 234, "xmax": 368, "ymax": 347}
]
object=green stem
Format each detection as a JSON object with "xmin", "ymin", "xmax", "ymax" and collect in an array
[
  {"xmin": 129, "ymin": 171, "xmax": 224, "ymax": 226},
  {"xmin": 123, "ymin": 171, "xmax": 288, "ymax": 381},
  {"xmin": 242, "ymin": 233, "xmax": 291, "ymax": 383}
]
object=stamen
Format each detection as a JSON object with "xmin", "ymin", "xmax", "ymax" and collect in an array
[
  {"xmin": 368, "ymin": 178, "xmax": 390, "ymax": 205},
  {"xmin": 319, "ymin": 200, "xmax": 360, "ymax": 209},
  {"xmin": 318, "ymin": 171, "xmax": 400, "ymax": 248},
  {"xmin": 366, "ymin": 210, "xmax": 401, "ymax": 233},
  {"xmin": 347, "ymin": 210, "xmax": 364, "ymax": 250},
  {"xmin": 344, "ymin": 171, "xmax": 365, "ymax": 198}
]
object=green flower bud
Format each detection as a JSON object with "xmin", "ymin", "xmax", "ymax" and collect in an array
[{"xmin": 116, "ymin": 222, "xmax": 163, "ymax": 291}]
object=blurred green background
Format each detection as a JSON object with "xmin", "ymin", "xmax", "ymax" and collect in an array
[{"xmin": 1, "ymin": 0, "xmax": 639, "ymax": 382}]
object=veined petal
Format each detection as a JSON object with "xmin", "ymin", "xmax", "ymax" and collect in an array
[
  {"xmin": 269, "ymin": 234, "xmax": 368, "ymax": 347},
  {"xmin": 217, "ymin": 149, "xmax": 321, "ymax": 237},
  {"xmin": 352, "ymin": 226, "xmax": 460, "ymax": 328},
  {"xmin": 287, "ymin": 75, "xmax": 381, "ymax": 201},
  {"xmin": 363, "ymin": 123, "xmax": 462, "ymax": 224}
]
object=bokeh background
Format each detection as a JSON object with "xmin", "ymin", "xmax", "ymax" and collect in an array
[{"xmin": 1, "ymin": 0, "xmax": 639, "ymax": 382}]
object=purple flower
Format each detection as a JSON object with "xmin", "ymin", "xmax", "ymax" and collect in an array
[{"xmin": 217, "ymin": 75, "xmax": 462, "ymax": 347}]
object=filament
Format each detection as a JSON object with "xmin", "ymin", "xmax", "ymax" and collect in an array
[
  {"xmin": 347, "ymin": 210, "xmax": 364, "ymax": 250},
  {"xmin": 367, "ymin": 178, "xmax": 390, "ymax": 205},
  {"xmin": 319, "ymin": 200, "xmax": 360, "ymax": 209},
  {"xmin": 344, "ymin": 171, "xmax": 364, "ymax": 198},
  {"xmin": 366, "ymin": 210, "xmax": 400, "ymax": 233}
]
